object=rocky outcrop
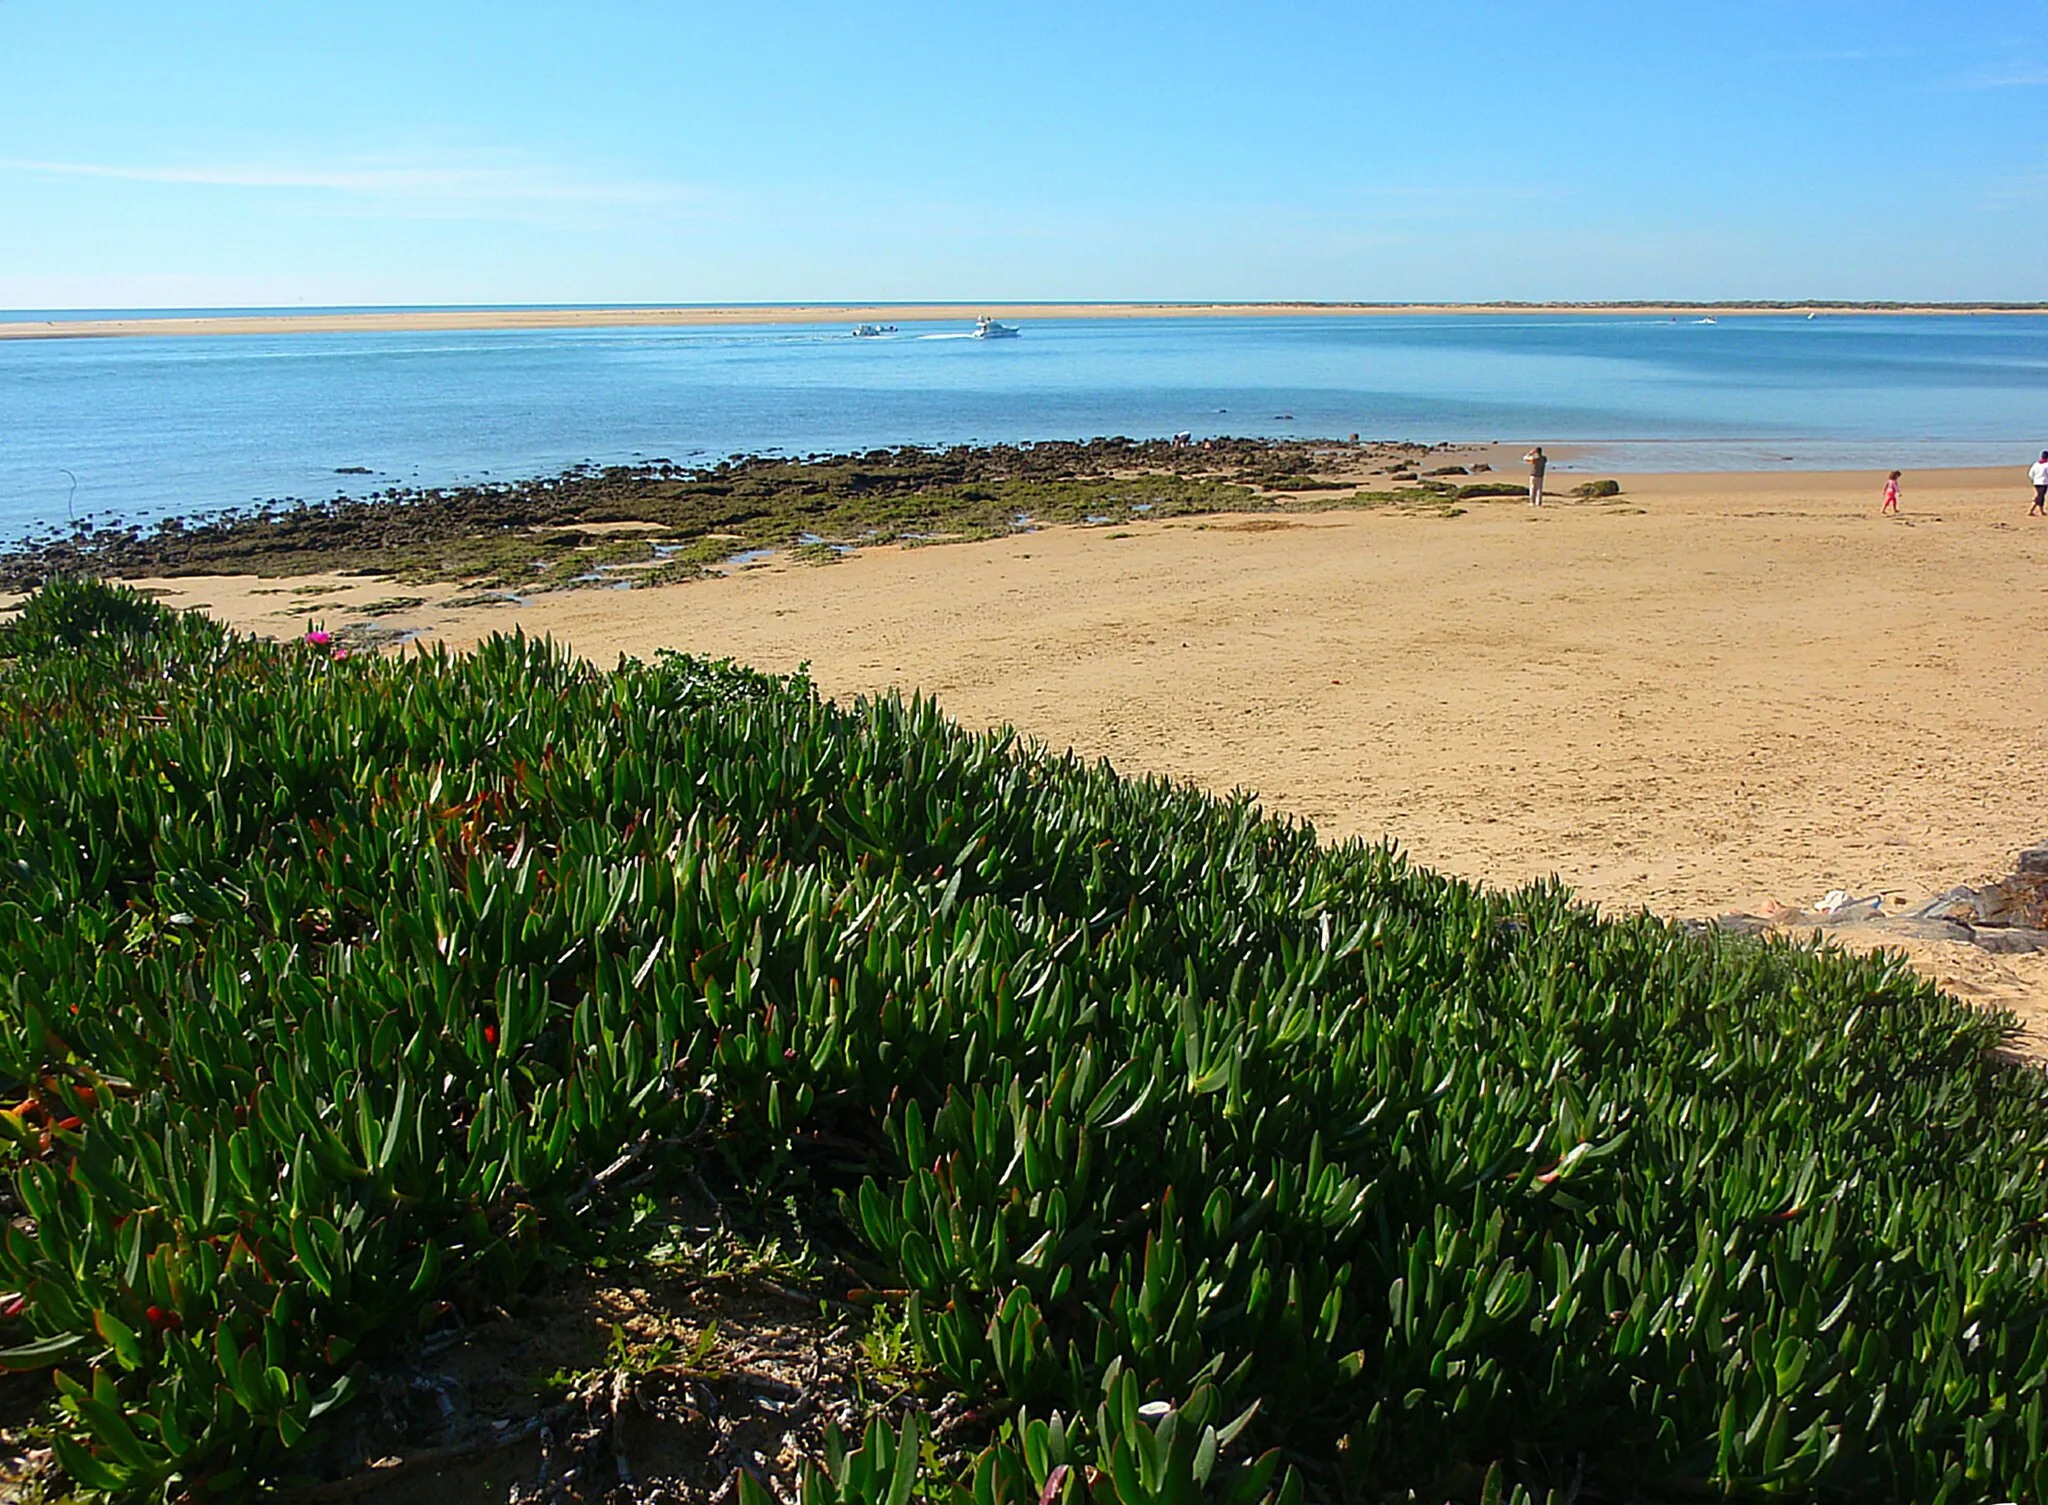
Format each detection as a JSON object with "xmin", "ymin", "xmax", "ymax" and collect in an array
[{"xmin": 1716, "ymin": 845, "xmax": 2048, "ymax": 954}]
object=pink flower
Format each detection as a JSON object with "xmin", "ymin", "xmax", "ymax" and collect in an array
[
  {"xmin": 304, "ymin": 630, "xmax": 333, "ymax": 647},
  {"xmin": 331, "ymin": 647, "xmax": 350, "ymax": 662}
]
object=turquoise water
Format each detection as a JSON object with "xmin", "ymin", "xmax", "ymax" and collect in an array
[{"xmin": 3, "ymin": 313, "xmax": 2046, "ymax": 538}]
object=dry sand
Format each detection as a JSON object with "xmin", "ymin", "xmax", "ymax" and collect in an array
[
  {"xmin": 121, "ymin": 464, "xmax": 2048, "ymax": 1048},
  {"xmin": 6, "ymin": 303, "xmax": 2046, "ymax": 341}
]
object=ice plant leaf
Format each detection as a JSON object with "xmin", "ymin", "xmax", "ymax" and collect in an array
[{"xmin": 0, "ymin": 1333, "xmax": 92, "ymax": 1370}]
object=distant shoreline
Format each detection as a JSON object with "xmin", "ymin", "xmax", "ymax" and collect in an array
[{"xmin": 7, "ymin": 300, "xmax": 2048, "ymax": 341}]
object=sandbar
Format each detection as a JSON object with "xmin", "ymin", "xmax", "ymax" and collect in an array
[
  {"xmin": 113, "ymin": 463, "xmax": 2048, "ymax": 1047},
  {"xmin": 6, "ymin": 302, "xmax": 2048, "ymax": 341}
]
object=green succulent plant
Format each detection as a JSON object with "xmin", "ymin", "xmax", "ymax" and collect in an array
[{"xmin": 1, "ymin": 580, "xmax": 2045, "ymax": 1503}]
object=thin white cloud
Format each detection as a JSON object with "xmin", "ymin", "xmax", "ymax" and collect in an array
[
  {"xmin": 0, "ymin": 155, "xmax": 690, "ymax": 206},
  {"xmin": 1942, "ymin": 65, "xmax": 2048, "ymax": 89},
  {"xmin": 1753, "ymin": 46, "xmax": 1922, "ymax": 65}
]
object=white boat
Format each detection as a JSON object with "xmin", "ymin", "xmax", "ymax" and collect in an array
[
  {"xmin": 973, "ymin": 316, "xmax": 1020, "ymax": 339},
  {"xmin": 851, "ymin": 323, "xmax": 896, "ymax": 337},
  {"xmin": 1694, "ymin": 317, "xmax": 1718, "ymax": 325}
]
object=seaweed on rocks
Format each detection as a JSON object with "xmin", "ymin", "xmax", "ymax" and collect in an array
[{"xmin": 0, "ymin": 438, "xmax": 1426, "ymax": 593}]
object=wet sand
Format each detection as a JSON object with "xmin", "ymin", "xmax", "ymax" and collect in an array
[
  {"xmin": 5, "ymin": 303, "xmax": 2046, "ymax": 341},
  {"xmin": 113, "ymin": 464, "xmax": 2048, "ymax": 1048}
]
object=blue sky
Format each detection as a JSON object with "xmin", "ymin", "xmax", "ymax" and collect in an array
[{"xmin": 2, "ymin": 2, "xmax": 2044, "ymax": 307}]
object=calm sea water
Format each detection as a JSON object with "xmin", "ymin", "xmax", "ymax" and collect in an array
[{"xmin": 3, "ymin": 312, "xmax": 2045, "ymax": 539}]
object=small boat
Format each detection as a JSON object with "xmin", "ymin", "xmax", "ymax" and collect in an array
[
  {"xmin": 1694, "ymin": 317, "xmax": 1718, "ymax": 325},
  {"xmin": 973, "ymin": 316, "xmax": 1020, "ymax": 339},
  {"xmin": 851, "ymin": 323, "xmax": 896, "ymax": 337}
]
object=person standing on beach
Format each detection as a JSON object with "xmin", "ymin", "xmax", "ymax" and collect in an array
[
  {"xmin": 1524, "ymin": 446, "xmax": 1547, "ymax": 507},
  {"xmin": 2030, "ymin": 451, "xmax": 2048, "ymax": 516},
  {"xmin": 1881, "ymin": 470, "xmax": 1901, "ymax": 516}
]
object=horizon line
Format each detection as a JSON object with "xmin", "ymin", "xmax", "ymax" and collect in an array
[
  {"xmin": 8, "ymin": 298, "xmax": 2048, "ymax": 343},
  {"xmin": 9, "ymin": 297, "xmax": 2048, "ymax": 318}
]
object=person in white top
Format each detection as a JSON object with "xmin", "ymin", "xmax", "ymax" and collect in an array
[{"xmin": 2030, "ymin": 450, "xmax": 2048, "ymax": 516}]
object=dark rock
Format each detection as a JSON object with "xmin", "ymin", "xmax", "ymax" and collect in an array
[
  {"xmin": 1972, "ymin": 927, "xmax": 2048, "ymax": 955},
  {"xmin": 1709, "ymin": 914, "xmax": 1776, "ymax": 936},
  {"xmin": 1975, "ymin": 873, "xmax": 2048, "ymax": 928},
  {"xmin": 1910, "ymin": 887, "xmax": 1983, "ymax": 923},
  {"xmin": 2019, "ymin": 845, "xmax": 2048, "ymax": 876},
  {"xmin": 1882, "ymin": 917, "xmax": 1981, "ymax": 946},
  {"xmin": 1975, "ymin": 887, "xmax": 2029, "ymax": 927}
]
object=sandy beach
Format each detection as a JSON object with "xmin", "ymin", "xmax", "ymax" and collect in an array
[
  {"xmin": 119, "ymin": 463, "xmax": 2048, "ymax": 1044},
  {"xmin": 6, "ymin": 302, "xmax": 2047, "ymax": 341}
]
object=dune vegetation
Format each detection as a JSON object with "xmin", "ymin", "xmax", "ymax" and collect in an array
[{"xmin": 1, "ymin": 581, "xmax": 2044, "ymax": 1503}]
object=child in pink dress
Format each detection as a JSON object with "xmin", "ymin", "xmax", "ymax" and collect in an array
[{"xmin": 1881, "ymin": 471, "xmax": 1901, "ymax": 515}]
